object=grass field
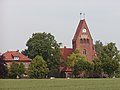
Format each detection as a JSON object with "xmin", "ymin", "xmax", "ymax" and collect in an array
[{"xmin": 0, "ymin": 78, "xmax": 120, "ymax": 90}]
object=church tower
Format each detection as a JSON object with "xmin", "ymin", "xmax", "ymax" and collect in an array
[
  {"xmin": 72, "ymin": 19, "xmax": 96, "ymax": 61},
  {"xmin": 60, "ymin": 16, "xmax": 96, "ymax": 77}
]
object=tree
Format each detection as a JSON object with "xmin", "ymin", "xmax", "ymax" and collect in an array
[
  {"xmin": 101, "ymin": 42, "xmax": 120, "ymax": 77},
  {"xmin": 67, "ymin": 49, "xmax": 93, "ymax": 77},
  {"xmin": 29, "ymin": 55, "xmax": 49, "ymax": 78},
  {"xmin": 92, "ymin": 58, "xmax": 102, "ymax": 78},
  {"xmin": 95, "ymin": 41, "xmax": 120, "ymax": 78},
  {"xmin": 74, "ymin": 58, "xmax": 93, "ymax": 78},
  {"xmin": 94, "ymin": 41, "xmax": 120, "ymax": 77},
  {"xmin": 66, "ymin": 49, "xmax": 86, "ymax": 68},
  {"xmin": 22, "ymin": 32, "xmax": 61, "ymax": 77},
  {"xmin": 102, "ymin": 59, "xmax": 119, "ymax": 77},
  {"xmin": 9, "ymin": 62, "xmax": 25, "ymax": 78},
  {"xmin": 9, "ymin": 62, "xmax": 19, "ymax": 78},
  {"xmin": 0, "ymin": 63, "xmax": 8, "ymax": 78},
  {"xmin": 95, "ymin": 40, "xmax": 103, "ymax": 58},
  {"xmin": 18, "ymin": 63, "xmax": 25, "ymax": 76}
]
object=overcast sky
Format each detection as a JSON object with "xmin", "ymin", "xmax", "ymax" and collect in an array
[{"xmin": 0, "ymin": 0, "xmax": 120, "ymax": 53}]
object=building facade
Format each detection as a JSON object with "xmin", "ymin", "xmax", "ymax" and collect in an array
[
  {"xmin": 60, "ymin": 19, "xmax": 96, "ymax": 78},
  {"xmin": 0, "ymin": 51, "xmax": 32, "ymax": 68}
]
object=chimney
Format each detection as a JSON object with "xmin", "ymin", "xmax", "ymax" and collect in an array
[{"xmin": 64, "ymin": 46, "xmax": 66, "ymax": 48}]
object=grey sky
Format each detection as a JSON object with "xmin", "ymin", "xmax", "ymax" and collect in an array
[{"xmin": 0, "ymin": 0, "xmax": 120, "ymax": 53}]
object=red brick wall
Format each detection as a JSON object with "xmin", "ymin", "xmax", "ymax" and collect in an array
[{"xmin": 72, "ymin": 19, "xmax": 96, "ymax": 61}]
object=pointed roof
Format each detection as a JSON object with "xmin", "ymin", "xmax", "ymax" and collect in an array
[{"xmin": 72, "ymin": 19, "xmax": 93, "ymax": 41}]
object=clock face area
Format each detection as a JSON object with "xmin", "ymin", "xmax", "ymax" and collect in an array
[{"xmin": 82, "ymin": 28, "xmax": 87, "ymax": 33}]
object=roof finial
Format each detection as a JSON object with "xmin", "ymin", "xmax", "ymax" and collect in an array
[
  {"xmin": 83, "ymin": 13, "xmax": 85, "ymax": 20},
  {"xmin": 80, "ymin": 13, "xmax": 85, "ymax": 20},
  {"xmin": 80, "ymin": 13, "xmax": 82, "ymax": 20}
]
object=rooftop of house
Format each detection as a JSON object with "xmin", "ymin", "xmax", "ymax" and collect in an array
[{"xmin": 0, "ymin": 51, "xmax": 32, "ymax": 61}]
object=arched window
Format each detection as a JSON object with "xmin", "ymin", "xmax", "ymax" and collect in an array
[
  {"xmin": 87, "ymin": 39, "xmax": 89, "ymax": 44},
  {"xmin": 83, "ymin": 39, "xmax": 86, "ymax": 44},
  {"xmin": 80, "ymin": 39, "xmax": 83, "ymax": 44},
  {"xmin": 83, "ymin": 49, "xmax": 87, "ymax": 55}
]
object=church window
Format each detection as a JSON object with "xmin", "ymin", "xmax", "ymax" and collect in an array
[
  {"xmin": 83, "ymin": 39, "xmax": 86, "ymax": 44},
  {"xmin": 80, "ymin": 39, "xmax": 83, "ymax": 44},
  {"xmin": 83, "ymin": 49, "xmax": 87, "ymax": 55},
  {"xmin": 87, "ymin": 39, "xmax": 89, "ymax": 44}
]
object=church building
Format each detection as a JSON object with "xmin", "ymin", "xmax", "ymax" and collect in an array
[{"xmin": 60, "ymin": 18, "xmax": 96, "ymax": 78}]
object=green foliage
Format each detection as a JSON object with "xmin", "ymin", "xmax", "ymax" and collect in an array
[
  {"xmin": 92, "ymin": 58, "xmax": 102, "ymax": 78},
  {"xmin": 67, "ymin": 50, "xmax": 86, "ymax": 68},
  {"xmin": 18, "ymin": 63, "xmax": 25, "ymax": 75},
  {"xmin": 9, "ymin": 62, "xmax": 19, "ymax": 78},
  {"xmin": 9, "ymin": 62, "xmax": 25, "ymax": 78},
  {"xmin": 102, "ymin": 59, "xmax": 119, "ymax": 77},
  {"xmin": 29, "ymin": 55, "xmax": 49, "ymax": 78},
  {"xmin": 115, "ymin": 65, "xmax": 120, "ymax": 77},
  {"xmin": 0, "ymin": 63, "xmax": 8, "ymax": 78},
  {"xmin": 22, "ymin": 32, "xmax": 61, "ymax": 77},
  {"xmin": 102, "ymin": 42, "xmax": 119, "ymax": 60},
  {"xmin": 101, "ymin": 43, "xmax": 120, "ymax": 77},
  {"xmin": 95, "ymin": 41, "xmax": 120, "ymax": 78},
  {"xmin": 74, "ymin": 58, "xmax": 93, "ymax": 78},
  {"xmin": 95, "ymin": 40, "xmax": 103, "ymax": 58},
  {"xmin": 67, "ymin": 49, "xmax": 93, "ymax": 77}
]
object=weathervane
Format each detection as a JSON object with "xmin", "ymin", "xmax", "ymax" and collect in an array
[
  {"xmin": 83, "ymin": 13, "xmax": 85, "ymax": 20},
  {"xmin": 80, "ymin": 13, "xmax": 85, "ymax": 20}
]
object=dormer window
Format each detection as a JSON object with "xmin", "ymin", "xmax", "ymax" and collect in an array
[{"xmin": 14, "ymin": 56, "xmax": 19, "ymax": 60}]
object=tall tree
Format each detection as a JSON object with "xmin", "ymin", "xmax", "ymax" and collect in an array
[
  {"xmin": 29, "ymin": 55, "xmax": 49, "ymax": 78},
  {"xmin": 22, "ymin": 32, "xmax": 61, "ymax": 77},
  {"xmin": 101, "ymin": 42, "xmax": 120, "ymax": 77},
  {"xmin": 94, "ymin": 41, "xmax": 120, "ymax": 78},
  {"xmin": 0, "ymin": 63, "xmax": 8, "ymax": 78},
  {"xmin": 95, "ymin": 40, "xmax": 103, "ymax": 58}
]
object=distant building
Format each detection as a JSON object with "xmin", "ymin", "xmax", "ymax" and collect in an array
[
  {"xmin": 0, "ymin": 51, "xmax": 32, "ymax": 68},
  {"xmin": 60, "ymin": 19, "xmax": 96, "ymax": 78}
]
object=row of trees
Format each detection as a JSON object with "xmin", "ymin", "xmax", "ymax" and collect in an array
[
  {"xmin": 0, "ymin": 56, "xmax": 49, "ymax": 79},
  {"xmin": 0, "ymin": 62, "xmax": 25, "ymax": 78},
  {"xmin": 0, "ymin": 32, "xmax": 120, "ymax": 78},
  {"xmin": 66, "ymin": 41, "xmax": 120, "ymax": 78}
]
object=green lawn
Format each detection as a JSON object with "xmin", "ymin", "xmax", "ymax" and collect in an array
[{"xmin": 0, "ymin": 78, "xmax": 120, "ymax": 90}]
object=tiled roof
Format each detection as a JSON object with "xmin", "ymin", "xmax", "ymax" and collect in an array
[
  {"xmin": 0, "ymin": 51, "xmax": 32, "ymax": 61},
  {"xmin": 60, "ymin": 46, "xmax": 73, "ymax": 60}
]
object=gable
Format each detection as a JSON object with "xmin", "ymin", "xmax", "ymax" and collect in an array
[{"xmin": 72, "ymin": 19, "xmax": 93, "ymax": 42}]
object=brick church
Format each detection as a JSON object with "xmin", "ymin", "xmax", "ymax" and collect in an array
[{"xmin": 60, "ymin": 18, "xmax": 96, "ymax": 78}]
